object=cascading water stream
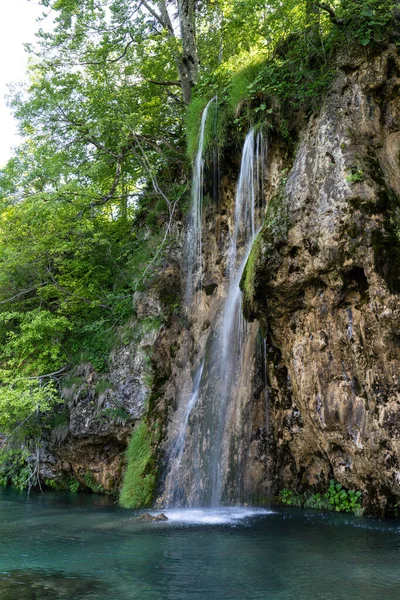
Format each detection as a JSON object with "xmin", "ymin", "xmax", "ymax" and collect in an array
[
  {"xmin": 165, "ymin": 127, "xmax": 266, "ymax": 508},
  {"xmin": 208, "ymin": 128, "xmax": 263, "ymax": 506},
  {"xmin": 165, "ymin": 361, "xmax": 204, "ymax": 506},
  {"xmin": 185, "ymin": 97, "xmax": 216, "ymax": 307}
]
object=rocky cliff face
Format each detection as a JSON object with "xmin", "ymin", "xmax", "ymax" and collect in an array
[
  {"xmin": 42, "ymin": 44, "xmax": 400, "ymax": 516},
  {"xmin": 244, "ymin": 44, "xmax": 400, "ymax": 515},
  {"xmin": 40, "ymin": 258, "xmax": 182, "ymax": 493}
]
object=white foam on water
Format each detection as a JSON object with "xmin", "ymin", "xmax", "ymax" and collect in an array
[{"xmin": 153, "ymin": 507, "xmax": 274, "ymax": 525}]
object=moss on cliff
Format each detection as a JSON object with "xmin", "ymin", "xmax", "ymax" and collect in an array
[
  {"xmin": 241, "ymin": 232, "xmax": 263, "ymax": 320},
  {"xmin": 119, "ymin": 421, "xmax": 156, "ymax": 509},
  {"xmin": 241, "ymin": 190, "xmax": 290, "ymax": 320}
]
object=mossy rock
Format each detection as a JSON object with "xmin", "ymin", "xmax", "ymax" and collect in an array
[
  {"xmin": 119, "ymin": 421, "xmax": 156, "ymax": 509},
  {"xmin": 241, "ymin": 191, "xmax": 290, "ymax": 320}
]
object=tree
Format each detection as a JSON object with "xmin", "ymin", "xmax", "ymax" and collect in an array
[{"xmin": 38, "ymin": 0, "xmax": 201, "ymax": 103}]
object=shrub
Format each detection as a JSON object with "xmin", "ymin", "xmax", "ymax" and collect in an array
[
  {"xmin": 325, "ymin": 479, "xmax": 363, "ymax": 513},
  {"xmin": 0, "ymin": 449, "xmax": 31, "ymax": 490},
  {"xmin": 278, "ymin": 480, "xmax": 363, "ymax": 515},
  {"xmin": 279, "ymin": 488, "xmax": 303, "ymax": 507}
]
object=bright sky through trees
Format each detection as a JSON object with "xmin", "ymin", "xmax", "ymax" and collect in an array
[{"xmin": 0, "ymin": 0, "xmax": 44, "ymax": 166}]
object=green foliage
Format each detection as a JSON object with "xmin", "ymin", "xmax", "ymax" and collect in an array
[
  {"xmin": 84, "ymin": 472, "xmax": 105, "ymax": 494},
  {"xmin": 229, "ymin": 62, "xmax": 262, "ymax": 116},
  {"xmin": 188, "ymin": 0, "xmax": 397, "ymax": 148},
  {"xmin": 279, "ymin": 488, "xmax": 303, "ymax": 507},
  {"xmin": 99, "ymin": 406, "xmax": 130, "ymax": 423},
  {"xmin": 0, "ymin": 0, "xmax": 190, "ymax": 445},
  {"xmin": 335, "ymin": 0, "xmax": 396, "ymax": 47},
  {"xmin": 185, "ymin": 96, "xmax": 229, "ymax": 162},
  {"xmin": 67, "ymin": 476, "xmax": 81, "ymax": 493},
  {"xmin": 186, "ymin": 96, "xmax": 211, "ymax": 159},
  {"xmin": 44, "ymin": 477, "xmax": 61, "ymax": 490},
  {"xmin": 141, "ymin": 317, "xmax": 163, "ymax": 334},
  {"xmin": 278, "ymin": 489, "xmax": 296, "ymax": 507},
  {"xmin": 220, "ymin": 37, "xmax": 334, "ymax": 140},
  {"xmin": 44, "ymin": 474, "xmax": 81, "ymax": 492},
  {"xmin": 279, "ymin": 480, "xmax": 363, "ymax": 515},
  {"xmin": 119, "ymin": 421, "xmax": 156, "ymax": 509},
  {"xmin": 325, "ymin": 479, "xmax": 363, "ymax": 513},
  {"xmin": 94, "ymin": 378, "xmax": 113, "ymax": 396},
  {"xmin": 240, "ymin": 232, "xmax": 262, "ymax": 316},
  {"xmin": 304, "ymin": 493, "xmax": 331, "ymax": 510},
  {"xmin": 346, "ymin": 168, "xmax": 365, "ymax": 184},
  {"xmin": 279, "ymin": 488, "xmax": 293, "ymax": 505},
  {"xmin": 0, "ymin": 310, "xmax": 71, "ymax": 376},
  {"xmin": 0, "ymin": 379, "xmax": 60, "ymax": 435},
  {"xmin": 0, "ymin": 449, "xmax": 31, "ymax": 489},
  {"xmin": 70, "ymin": 321, "xmax": 116, "ymax": 373},
  {"xmin": 0, "ymin": 380, "xmax": 61, "ymax": 491}
]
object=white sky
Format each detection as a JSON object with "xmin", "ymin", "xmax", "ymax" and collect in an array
[{"xmin": 0, "ymin": 0, "xmax": 48, "ymax": 167}]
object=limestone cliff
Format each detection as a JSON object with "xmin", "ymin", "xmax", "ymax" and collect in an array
[
  {"xmin": 40, "ymin": 257, "xmax": 182, "ymax": 494},
  {"xmin": 41, "ymin": 43, "xmax": 400, "ymax": 517},
  {"xmin": 243, "ymin": 44, "xmax": 400, "ymax": 516}
]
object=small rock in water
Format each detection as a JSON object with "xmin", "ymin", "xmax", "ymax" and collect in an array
[{"xmin": 138, "ymin": 512, "xmax": 168, "ymax": 522}]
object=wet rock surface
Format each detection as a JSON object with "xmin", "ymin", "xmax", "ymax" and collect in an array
[
  {"xmin": 138, "ymin": 512, "xmax": 168, "ymax": 521},
  {"xmin": 0, "ymin": 570, "xmax": 105, "ymax": 600},
  {"xmin": 41, "ymin": 265, "xmax": 180, "ymax": 493},
  {"xmin": 245, "ymin": 44, "xmax": 400, "ymax": 515}
]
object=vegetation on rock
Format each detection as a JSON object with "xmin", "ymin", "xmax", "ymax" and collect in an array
[
  {"xmin": 119, "ymin": 421, "xmax": 156, "ymax": 509},
  {"xmin": 279, "ymin": 480, "xmax": 363, "ymax": 515}
]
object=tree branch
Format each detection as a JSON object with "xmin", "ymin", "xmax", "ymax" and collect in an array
[
  {"xmin": 88, "ymin": 156, "xmax": 124, "ymax": 208},
  {"xmin": 45, "ymin": 267, "xmax": 111, "ymax": 310},
  {"xmin": 0, "ymin": 283, "xmax": 47, "ymax": 305},
  {"xmin": 146, "ymin": 79, "xmax": 181, "ymax": 87},
  {"xmin": 314, "ymin": 2, "xmax": 344, "ymax": 26},
  {"xmin": 141, "ymin": 0, "xmax": 172, "ymax": 32},
  {"xmin": 56, "ymin": 107, "xmax": 119, "ymax": 158},
  {"xmin": 27, "ymin": 366, "xmax": 69, "ymax": 381},
  {"xmin": 130, "ymin": 133, "xmax": 187, "ymax": 289},
  {"xmin": 80, "ymin": 38, "xmax": 135, "ymax": 65}
]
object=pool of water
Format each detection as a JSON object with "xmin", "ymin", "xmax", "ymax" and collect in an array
[{"xmin": 1, "ymin": 488, "xmax": 400, "ymax": 599}]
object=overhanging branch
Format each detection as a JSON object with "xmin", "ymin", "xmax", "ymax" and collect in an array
[
  {"xmin": 0, "ymin": 283, "xmax": 47, "ymax": 305},
  {"xmin": 314, "ymin": 2, "xmax": 344, "ymax": 26},
  {"xmin": 147, "ymin": 79, "xmax": 181, "ymax": 87}
]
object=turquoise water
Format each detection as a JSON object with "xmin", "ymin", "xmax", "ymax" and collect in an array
[{"xmin": 1, "ymin": 488, "xmax": 400, "ymax": 599}]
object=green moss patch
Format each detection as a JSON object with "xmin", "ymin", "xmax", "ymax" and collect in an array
[
  {"xmin": 240, "ymin": 232, "xmax": 263, "ymax": 320},
  {"xmin": 119, "ymin": 421, "xmax": 156, "ymax": 509}
]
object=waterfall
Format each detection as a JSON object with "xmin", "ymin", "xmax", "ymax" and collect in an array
[
  {"xmin": 208, "ymin": 128, "xmax": 262, "ymax": 506},
  {"xmin": 165, "ymin": 128, "xmax": 266, "ymax": 507},
  {"xmin": 185, "ymin": 97, "xmax": 216, "ymax": 307},
  {"xmin": 165, "ymin": 361, "xmax": 204, "ymax": 506}
]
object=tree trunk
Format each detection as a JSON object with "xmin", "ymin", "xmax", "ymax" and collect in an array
[
  {"xmin": 150, "ymin": 0, "xmax": 199, "ymax": 104},
  {"xmin": 177, "ymin": 0, "xmax": 200, "ymax": 103}
]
